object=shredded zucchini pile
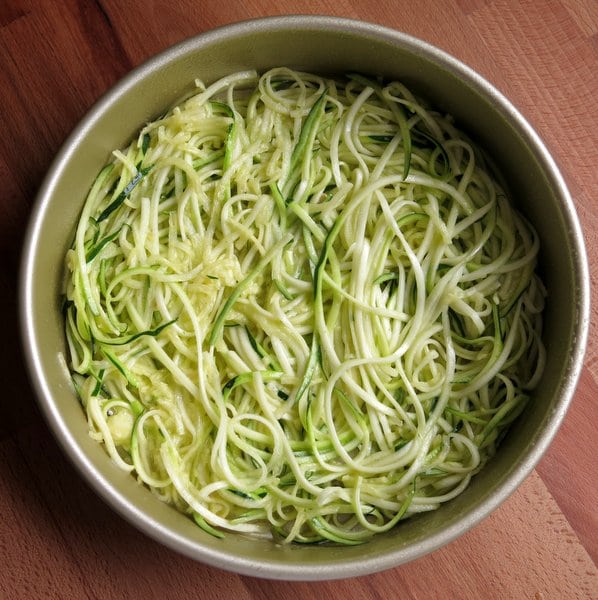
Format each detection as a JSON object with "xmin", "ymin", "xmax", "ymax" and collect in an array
[{"xmin": 64, "ymin": 68, "xmax": 546, "ymax": 544}]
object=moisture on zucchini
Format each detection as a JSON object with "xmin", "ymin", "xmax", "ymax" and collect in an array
[{"xmin": 63, "ymin": 67, "xmax": 546, "ymax": 544}]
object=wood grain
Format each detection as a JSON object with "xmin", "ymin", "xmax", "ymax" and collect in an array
[{"xmin": 1, "ymin": 1, "xmax": 596, "ymax": 597}]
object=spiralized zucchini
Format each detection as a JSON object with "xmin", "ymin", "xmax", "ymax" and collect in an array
[{"xmin": 63, "ymin": 67, "xmax": 546, "ymax": 544}]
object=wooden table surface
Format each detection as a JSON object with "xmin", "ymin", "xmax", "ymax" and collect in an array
[{"xmin": 1, "ymin": 1, "xmax": 597, "ymax": 598}]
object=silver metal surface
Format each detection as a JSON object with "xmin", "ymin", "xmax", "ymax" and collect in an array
[{"xmin": 20, "ymin": 15, "xmax": 590, "ymax": 580}]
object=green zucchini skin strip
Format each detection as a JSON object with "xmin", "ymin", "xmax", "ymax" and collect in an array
[
  {"xmin": 210, "ymin": 102, "xmax": 236, "ymax": 172},
  {"xmin": 96, "ymin": 165, "xmax": 153, "ymax": 223},
  {"xmin": 222, "ymin": 370, "xmax": 283, "ymax": 402},
  {"xmin": 294, "ymin": 336, "xmax": 320, "ymax": 407},
  {"xmin": 309, "ymin": 517, "xmax": 365, "ymax": 546},
  {"xmin": 193, "ymin": 512, "xmax": 226, "ymax": 539},
  {"xmin": 86, "ymin": 226, "xmax": 124, "ymax": 262},
  {"xmin": 97, "ymin": 318, "xmax": 177, "ymax": 346},
  {"xmin": 101, "ymin": 346, "xmax": 139, "ymax": 388},
  {"xmin": 283, "ymin": 88, "xmax": 328, "ymax": 196}
]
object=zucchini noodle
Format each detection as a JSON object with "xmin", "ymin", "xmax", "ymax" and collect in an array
[{"xmin": 63, "ymin": 68, "xmax": 546, "ymax": 544}]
